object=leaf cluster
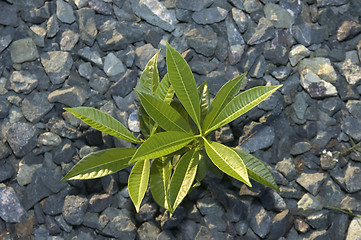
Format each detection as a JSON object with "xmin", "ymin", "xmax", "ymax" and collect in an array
[{"xmin": 62, "ymin": 43, "xmax": 282, "ymax": 213}]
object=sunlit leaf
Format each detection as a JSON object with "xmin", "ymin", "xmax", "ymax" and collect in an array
[
  {"xmin": 204, "ymin": 138, "xmax": 251, "ymax": 186},
  {"xmin": 61, "ymin": 148, "xmax": 136, "ymax": 181},
  {"xmin": 166, "ymin": 42, "xmax": 201, "ymax": 131},
  {"xmin": 155, "ymin": 73, "xmax": 174, "ymax": 104},
  {"xmin": 129, "ymin": 159, "xmax": 150, "ymax": 212},
  {"xmin": 150, "ymin": 157, "xmax": 172, "ymax": 210},
  {"xmin": 64, "ymin": 107, "xmax": 141, "ymax": 144},
  {"xmin": 198, "ymin": 81, "xmax": 210, "ymax": 122},
  {"xmin": 137, "ymin": 50, "xmax": 160, "ymax": 94},
  {"xmin": 168, "ymin": 150, "xmax": 199, "ymax": 213}
]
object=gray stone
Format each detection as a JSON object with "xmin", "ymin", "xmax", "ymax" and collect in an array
[
  {"xmin": 344, "ymin": 164, "xmax": 361, "ymax": 193},
  {"xmin": 243, "ymin": 0, "xmax": 262, "ymax": 13},
  {"xmin": 56, "ymin": 0, "xmax": 76, "ymax": 24},
  {"xmin": 110, "ymin": 69, "xmax": 138, "ymax": 97},
  {"xmin": 46, "ymin": 15, "xmax": 59, "ymax": 38},
  {"xmin": 293, "ymin": 23, "xmax": 326, "ymax": 46},
  {"xmin": 297, "ymin": 193, "xmax": 323, "ymax": 217},
  {"xmin": 268, "ymin": 210, "xmax": 293, "ymax": 239},
  {"xmin": 35, "ymin": 167, "xmax": 67, "ymax": 193},
  {"xmin": 43, "ymin": 189, "xmax": 68, "ymax": 216},
  {"xmin": 341, "ymin": 116, "xmax": 361, "ymax": 141},
  {"xmin": 249, "ymin": 55, "xmax": 266, "ymax": 78},
  {"xmin": 263, "ymin": 43, "xmax": 290, "ymax": 66},
  {"xmin": 0, "ymin": 162, "xmax": 14, "ymax": 182},
  {"xmin": 22, "ymin": 91, "xmax": 53, "ymax": 123},
  {"xmin": 30, "ymin": 25, "xmax": 46, "ymax": 47},
  {"xmin": 21, "ymin": 3, "xmax": 50, "ymax": 24},
  {"xmin": 135, "ymin": 202, "xmax": 158, "ymax": 222},
  {"xmin": 320, "ymin": 150, "xmax": 339, "ymax": 170},
  {"xmin": 296, "ymin": 173, "xmax": 327, "ymax": 196},
  {"xmin": 264, "ymin": 3, "xmax": 294, "ymax": 29},
  {"xmin": 62, "ymin": 195, "xmax": 88, "ymax": 225},
  {"xmin": 299, "ymin": 57, "xmax": 338, "ymax": 83},
  {"xmin": 346, "ymin": 217, "xmax": 361, "ymax": 240},
  {"xmin": 128, "ymin": 110, "xmax": 140, "ymax": 132},
  {"xmin": 292, "ymin": 91, "xmax": 308, "ymax": 121},
  {"xmin": 48, "ymin": 118, "xmax": 82, "ymax": 139},
  {"xmin": 197, "ymin": 197, "xmax": 224, "ymax": 217},
  {"xmin": 306, "ymin": 210, "xmax": 331, "ymax": 230},
  {"xmin": 0, "ymin": 27, "xmax": 14, "ymax": 53},
  {"xmin": 137, "ymin": 221, "xmax": 161, "ymax": 240},
  {"xmin": 250, "ymin": 205, "xmax": 271, "ymax": 238},
  {"xmin": 225, "ymin": 16, "xmax": 245, "ymax": 65},
  {"xmin": 38, "ymin": 132, "xmax": 62, "ymax": 147},
  {"xmin": 41, "ymin": 51, "xmax": 73, "ymax": 84},
  {"xmin": 116, "ymin": 46, "xmax": 136, "ymax": 68},
  {"xmin": 340, "ymin": 195, "xmax": 361, "ymax": 213},
  {"xmin": 320, "ymin": 97, "xmax": 343, "ymax": 116},
  {"xmin": 239, "ymin": 44, "xmax": 263, "ymax": 72},
  {"xmin": 131, "ymin": 0, "xmax": 177, "ymax": 32},
  {"xmin": 239, "ymin": 124, "xmax": 275, "ymax": 153},
  {"xmin": 6, "ymin": 122, "xmax": 38, "ymax": 157},
  {"xmin": 339, "ymin": 58, "xmax": 361, "ymax": 85},
  {"xmin": 178, "ymin": 220, "xmax": 199, "ymax": 240},
  {"xmin": 101, "ymin": 208, "xmax": 137, "ymax": 239},
  {"xmin": 316, "ymin": 0, "xmax": 349, "ymax": 7},
  {"xmin": 337, "ymin": 19, "xmax": 361, "ymax": 42},
  {"xmin": 16, "ymin": 161, "xmax": 42, "ymax": 186},
  {"xmin": 53, "ymin": 139, "xmax": 76, "ymax": 164},
  {"xmin": 9, "ymin": 70, "xmax": 38, "ymax": 94},
  {"xmin": 78, "ymin": 62, "xmax": 92, "ymax": 80},
  {"xmin": 89, "ymin": 68, "xmax": 110, "ymax": 94},
  {"xmin": 55, "ymin": 214, "xmax": 72, "ymax": 233},
  {"xmin": 194, "ymin": 226, "xmax": 214, "ymax": 240},
  {"xmin": 270, "ymin": 66, "xmax": 292, "ymax": 80},
  {"xmin": 291, "ymin": 142, "xmax": 312, "ymax": 156},
  {"xmin": 82, "ymin": 212, "xmax": 99, "ymax": 229},
  {"xmin": 96, "ymin": 27, "xmax": 128, "ymax": 51},
  {"xmin": 48, "ymin": 86, "xmax": 90, "ymax": 107},
  {"xmin": 0, "ymin": 185, "xmax": 27, "ymax": 223},
  {"xmin": 300, "ymin": 71, "xmax": 338, "ymax": 98},
  {"xmin": 161, "ymin": 206, "xmax": 186, "ymax": 229},
  {"xmin": 176, "ymin": 0, "xmax": 213, "ymax": 11},
  {"xmin": 185, "ymin": 25, "xmax": 218, "ymax": 57},
  {"xmin": 289, "ymin": 45, "xmax": 311, "ymax": 67},
  {"xmin": 346, "ymin": 100, "xmax": 361, "ymax": 119},
  {"xmin": 60, "ymin": 30, "xmax": 79, "ymax": 51},
  {"xmin": 0, "ymin": 96, "xmax": 10, "ymax": 119},
  {"xmin": 77, "ymin": 8, "xmax": 97, "ymax": 46},
  {"xmin": 89, "ymin": 0, "xmax": 113, "ymax": 15},
  {"xmin": 103, "ymin": 53, "xmax": 125, "ymax": 77},
  {"xmin": 0, "ymin": 1, "xmax": 18, "ymax": 27},
  {"xmin": 232, "ymin": 8, "xmax": 248, "ymax": 33},
  {"xmin": 134, "ymin": 44, "xmax": 159, "ymax": 70},
  {"xmin": 189, "ymin": 60, "xmax": 217, "ymax": 75},
  {"xmin": 192, "ymin": 7, "xmax": 228, "ymax": 25},
  {"xmin": 275, "ymin": 157, "xmax": 297, "ymax": 181},
  {"xmin": 89, "ymin": 194, "xmax": 112, "ymax": 213},
  {"xmin": 10, "ymin": 38, "xmax": 39, "ymax": 64},
  {"xmin": 78, "ymin": 47, "xmax": 103, "ymax": 67},
  {"xmin": 247, "ymin": 17, "xmax": 275, "ymax": 45}
]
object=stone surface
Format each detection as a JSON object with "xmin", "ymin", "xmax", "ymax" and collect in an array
[
  {"xmin": 48, "ymin": 86, "xmax": 90, "ymax": 107},
  {"xmin": 341, "ymin": 116, "xmax": 361, "ymax": 141},
  {"xmin": 264, "ymin": 3, "xmax": 294, "ymax": 29},
  {"xmin": 337, "ymin": 19, "xmax": 361, "ymax": 41},
  {"xmin": 250, "ymin": 205, "xmax": 271, "ymax": 238},
  {"xmin": 9, "ymin": 71, "xmax": 38, "ymax": 94},
  {"xmin": 60, "ymin": 30, "xmax": 79, "ymax": 51},
  {"xmin": 176, "ymin": 0, "xmax": 213, "ymax": 11},
  {"xmin": 247, "ymin": 17, "xmax": 275, "ymax": 45},
  {"xmin": 78, "ymin": 47, "xmax": 103, "ymax": 67},
  {"xmin": 6, "ymin": 122, "xmax": 38, "ymax": 157},
  {"xmin": 185, "ymin": 25, "xmax": 218, "ymax": 57},
  {"xmin": 110, "ymin": 69, "xmax": 138, "ymax": 98},
  {"xmin": 239, "ymin": 124, "xmax": 275, "ymax": 153},
  {"xmin": 62, "ymin": 195, "xmax": 88, "ymax": 225},
  {"xmin": 293, "ymin": 23, "xmax": 325, "ymax": 46},
  {"xmin": 289, "ymin": 45, "xmax": 311, "ymax": 66},
  {"xmin": 41, "ymin": 51, "xmax": 73, "ymax": 84},
  {"xmin": 101, "ymin": 208, "xmax": 137, "ymax": 239},
  {"xmin": 77, "ymin": 8, "xmax": 97, "ymax": 46},
  {"xmin": 10, "ymin": 38, "xmax": 39, "ymax": 64},
  {"xmin": 192, "ymin": 7, "xmax": 228, "ymax": 25},
  {"xmin": 0, "ymin": 1, "xmax": 18, "ymax": 27},
  {"xmin": 104, "ymin": 52, "xmax": 125, "ymax": 77},
  {"xmin": 0, "ymin": 185, "xmax": 27, "ymax": 223},
  {"xmin": 346, "ymin": 217, "xmax": 361, "ymax": 240},
  {"xmin": 56, "ymin": 0, "xmax": 76, "ymax": 24},
  {"xmin": 296, "ymin": 173, "xmax": 327, "ymax": 196},
  {"xmin": 226, "ymin": 16, "xmax": 245, "ymax": 65},
  {"xmin": 297, "ymin": 193, "xmax": 323, "ymax": 217},
  {"xmin": 300, "ymin": 71, "xmax": 338, "ymax": 98},
  {"xmin": 22, "ymin": 91, "xmax": 53, "ymax": 123}
]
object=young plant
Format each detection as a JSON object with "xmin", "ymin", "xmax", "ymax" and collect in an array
[{"xmin": 61, "ymin": 43, "xmax": 282, "ymax": 214}]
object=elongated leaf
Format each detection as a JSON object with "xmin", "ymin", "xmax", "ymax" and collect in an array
[
  {"xmin": 204, "ymin": 138, "xmax": 251, "ymax": 186},
  {"xmin": 150, "ymin": 157, "xmax": 172, "ymax": 210},
  {"xmin": 196, "ymin": 151, "xmax": 208, "ymax": 182},
  {"xmin": 203, "ymin": 74, "xmax": 245, "ymax": 131},
  {"xmin": 166, "ymin": 42, "xmax": 201, "ymax": 131},
  {"xmin": 129, "ymin": 159, "xmax": 150, "ymax": 212},
  {"xmin": 64, "ymin": 107, "xmax": 141, "ymax": 144},
  {"xmin": 61, "ymin": 148, "xmax": 136, "ymax": 181},
  {"xmin": 137, "ymin": 50, "xmax": 160, "ymax": 94},
  {"xmin": 206, "ymin": 85, "xmax": 282, "ymax": 134},
  {"xmin": 130, "ymin": 131, "xmax": 195, "ymax": 163},
  {"xmin": 198, "ymin": 81, "xmax": 210, "ymax": 121},
  {"xmin": 233, "ymin": 148, "xmax": 279, "ymax": 192},
  {"xmin": 137, "ymin": 92, "xmax": 192, "ymax": 133},
  {"xmin": 155, "ymin": 73, "xmax": 174, "ymax": 104},
  {"xmin": 168, "ymin": 150, "xmax": 199, "ymax": 213}
]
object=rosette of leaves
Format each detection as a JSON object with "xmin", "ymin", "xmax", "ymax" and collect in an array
[{"xmin": 61, "ymin": 43, "xmax": 282, "ymax": 214}]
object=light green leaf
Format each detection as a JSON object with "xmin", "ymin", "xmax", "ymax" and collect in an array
[
  {"xmin": 64, "ymin": 107, "xmax": 141, "ymax": 144},
  {"xmin": 61, "ymin": 148, "xmax": 136, "ymax": 181},
  {"xmin": 155, "ymin": 73, "xmax": 174, "ymax": 104},
  {"xmin": 196, "ymin": 151, "xmax": 208, "ymax": 182},
  {"xmin": 137, "ymin": 91, "xmax": 192, "ymax": 133},
  {"xmin": 130, "ymin": 131, "xmax": 195, "ymax": 163},
  {"xmin": 204, "ymin": 138, "xmax": 251, "ymax": 186},
  {"xmin": 203, "ymin": 74, "xmax": 245, "ymax": 131},
  {"xmin": 166, "ymin": 42, "xmax": 201, "ymax": 131},
  {"xmin": 233, "ymin": 148, "xmax": 279, "ymax": 192},
  {"xmin": 197, "ymin": 81, "xmax": 210, "ymax": 121},
  {"xmin": 168, "ymin": 150, "xmax": 199, "ymax": 213},
  {"xmin": 206, "ymin": 85, "xmax": 282, "ymax": 134},
  {"xmin": 128, "ymin": 159, "xmax": 150, "ymax": 212},
  {"xmin": 150, "ymin": 157, "xmax": 172, "ymax": 210},
  {"xmin": 137, "ymin": 50, "xmax": 160, "ymax": 94}
]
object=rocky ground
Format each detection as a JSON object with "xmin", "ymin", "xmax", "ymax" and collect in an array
[{"xmin": 1, "ymin": 0, "xmax": 361, "ymax": 239}]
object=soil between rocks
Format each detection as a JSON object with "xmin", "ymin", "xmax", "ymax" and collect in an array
[{"xmin": 1, "ymin": 0, "xmax": 361, "ymax": 239}]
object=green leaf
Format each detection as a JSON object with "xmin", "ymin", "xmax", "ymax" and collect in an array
[
  {"xmin": 137, "ymin": 91, "xmax": 192, "ymax": 133},
  {"xmin": 204, "ymin": 138, "xmax": 251, "ymax": 187},
  {"xmin": 137, "ymin": 50, "xmax": 160, "ymax": 94},
  {"xmin": 168, "ymin": 150, "xmax": 199, "ymax": 213},
  {"xmin": 150, "ymin": 157, "xmax": 172, "ymax": 210},
  {"xmin": 128, "ymin": 159, "xmax": 150, "ymax": 212},
  {"xmin": 206, "ymin": 85, "xmax": 282, "ymax": 134},
  {"xmin": 203, "ymin": 74, "xmax": 245, "ymax": 131},
  {"xmin": 197, "ymin": 81, "xmax": 210, "ymax": 121},
  {"xmin": 64, "ymin": 107, "xmax": 141, "ymax": 144},
  {"xmin": 61, "ymin": 148, "xmax": 136, "ymax": 181},
  {"xmin": 196, "ymin": 151, "xmax": 208, "ymax": 182},
  {"xmin": 155, "ymin": 73, "xmax": 175, "ymax": 104},
  {"xmin": 130, "ymin": 131, "xmax": 195, "ymax": 163},
  {"xmin": 166, "ymin": 42, "xmax": 201, "ymax": 131},
  {"xmin": 233, "ymin": 148, "xmax": 279, "ymax": 192}
]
